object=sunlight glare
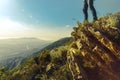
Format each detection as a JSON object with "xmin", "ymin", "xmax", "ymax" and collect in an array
[
  {"xmin": 0, "ymin": 0, "xmax": 10, "ymax": 10},
  {"xmin": 0, "ymin": 19, "xmax": 29, "ymax": 37}
]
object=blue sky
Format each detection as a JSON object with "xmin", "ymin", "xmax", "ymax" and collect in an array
[{"xmin": 0, "ymin": 0, "xmax": 120, "ymax": 40}]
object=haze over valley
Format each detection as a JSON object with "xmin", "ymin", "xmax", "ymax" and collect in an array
[{"xmin": 0, "ymin": 38, "xmax": 50, "ymax": 70}]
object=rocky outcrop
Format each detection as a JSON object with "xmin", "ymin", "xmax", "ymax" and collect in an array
[{"xmin": 68, "ymin": 13, "xmax": 120, "ymax": 80}]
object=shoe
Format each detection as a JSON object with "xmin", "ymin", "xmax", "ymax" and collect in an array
[{"xmin": 93, "ymin": 17, "xmax": 98, "ymax": 21}]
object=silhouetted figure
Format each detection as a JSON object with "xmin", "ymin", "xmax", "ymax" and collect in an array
[{"xmin": 83, "ymin": 0, "xmax": 98, "ymax": 21}]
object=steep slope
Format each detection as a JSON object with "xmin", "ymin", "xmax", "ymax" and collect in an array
[
  {"xmin": 37, "ymin": 37, "xmax": 73, "ymax": 53},
  {"xmin": 1, "ymin": 12, "xmax": 120, "ymax": 80},
  {"xmin": 0, "ymin": 43, "xmax": 71, "ymax": 80}
]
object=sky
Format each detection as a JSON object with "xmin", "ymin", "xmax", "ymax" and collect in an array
[{"xmin": 0, "ymin": 0, "xmax": 120, "ymax": 41}]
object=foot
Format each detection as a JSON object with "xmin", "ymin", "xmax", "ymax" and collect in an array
[{"xmin": 93, "ymin": 17, "xmax": 98, "ymax": 21}]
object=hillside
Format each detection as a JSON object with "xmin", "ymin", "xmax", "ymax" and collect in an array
[
  {"xmin": 1, "ymin": 12, "xmax": 120, "ymax": 80},
  {"xmin": 36, "ymin": 37, "xmax": 73, "ymax": 53}
]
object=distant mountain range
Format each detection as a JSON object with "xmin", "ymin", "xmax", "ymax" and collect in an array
[
  {"xmin": 0, "ymin": 38, "xmax": 50, "ymax": 70},
  {"xmin": 0, "ymin": 38, "xmax": 50, "ymax": 58}
]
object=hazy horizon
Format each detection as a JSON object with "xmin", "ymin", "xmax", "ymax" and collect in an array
[{"xmin": 0, "ymin": 36, "xmax": 67, "ymax": 41}]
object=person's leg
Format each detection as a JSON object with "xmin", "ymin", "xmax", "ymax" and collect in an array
[
  {"xmin": 83, "ymin": 0, "xmax": 88, "ymax": 21},
  {"xmin": 89, "ymin": 0, "xmax": 98, "ymax": 21}
]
